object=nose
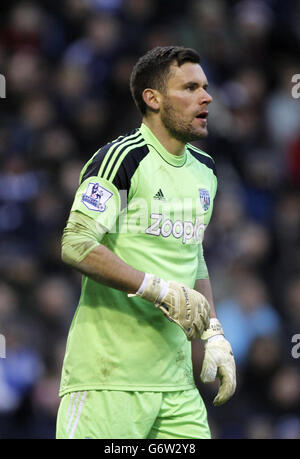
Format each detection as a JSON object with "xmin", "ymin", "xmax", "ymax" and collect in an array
[{"xmin": 202, "ymin": 88, "xmax": 213, "ymax": 105}]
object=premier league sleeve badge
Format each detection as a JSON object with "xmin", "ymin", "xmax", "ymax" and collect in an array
[{"xmin": 81, "ymin": 182, "xmax": 113, "ymax": 212}]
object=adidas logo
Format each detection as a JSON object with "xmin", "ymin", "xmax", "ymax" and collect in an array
[{"xmin": 153, "ymin": 188, "xmax": 166, "ymax": 200}]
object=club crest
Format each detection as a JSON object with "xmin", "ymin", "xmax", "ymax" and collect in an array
[
  {"xmin": 81, "ymin": 182, "xmax": 113, "ymax": 212},
  {"xmin": 199, "ymin": 188, "xmax": 210, "ymax": 212}
]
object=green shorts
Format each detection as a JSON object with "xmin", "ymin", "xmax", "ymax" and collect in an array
[{"xmin": 56, "ymin": 388, "xmax": 211, "ymax": 439}]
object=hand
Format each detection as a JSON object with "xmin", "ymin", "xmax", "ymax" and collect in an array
[
  {"xmin": 134, "ymin": 273, "xmax": 211, "ymax": 340},
  {"xmin": 200, "ymin": 319, "xmax": 236, "ymax": 406}
]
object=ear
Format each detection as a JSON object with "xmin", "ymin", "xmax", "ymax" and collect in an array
[{"xmin": 142, "ymin": 88, "xmax": 161, "ymax": 111}]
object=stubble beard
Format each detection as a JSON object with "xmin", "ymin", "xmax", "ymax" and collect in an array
[{"xmin": 160, "ymin": 98, "xmax": 208, "ymax": 144}]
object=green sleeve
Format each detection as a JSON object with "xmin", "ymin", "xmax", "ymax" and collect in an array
[{"xmin": 61, "ymin": 211, "xmax": 107, "ymax": 265}]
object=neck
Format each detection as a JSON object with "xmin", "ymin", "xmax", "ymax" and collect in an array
[{"xmin": 142, "ymin": 116, "xmax": 186, "ymax": 157}]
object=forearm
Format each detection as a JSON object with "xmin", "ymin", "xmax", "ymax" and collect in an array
[
  {"xmin": 74, "ymin": 244, "xmax": 144, "ymax": 294},
  {"xmin": 194, "ymin": 278, "xmax": 217, "ymax": 318}
]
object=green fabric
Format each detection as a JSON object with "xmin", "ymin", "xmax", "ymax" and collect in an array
[
  {"xmin": 56, "ymin": 389, "xmax": 211, "ymax": 439},
  {"xmin": 61, "ymin": 211, "xmax": 107, "ymax": 264}
]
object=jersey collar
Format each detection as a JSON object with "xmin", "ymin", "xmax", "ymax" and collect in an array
[{"xmin": 139, "ymin": 123, "xmax": 187, "ymax": 167}]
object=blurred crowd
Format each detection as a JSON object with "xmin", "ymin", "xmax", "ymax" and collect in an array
[{"xmin": 0, "ymin": 0, "xmax": 299, "ymax": 439}]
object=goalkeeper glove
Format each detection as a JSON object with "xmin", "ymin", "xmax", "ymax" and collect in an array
[
  {"xmin": 200, "ymin": 318, "xmax": 236, "ymax": 406},
  {"xmin": 133, "ymin": 273, "xmax": 210, "ymax": 340}
]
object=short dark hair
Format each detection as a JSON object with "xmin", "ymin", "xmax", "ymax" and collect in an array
[{"xmin": 130, "ymin": 46, "xmax": 201, "ymax": 115}]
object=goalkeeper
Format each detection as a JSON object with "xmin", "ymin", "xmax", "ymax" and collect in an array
[{"xmin": 56, "ymin": 46, "xmax": 236, "ymax": 439}]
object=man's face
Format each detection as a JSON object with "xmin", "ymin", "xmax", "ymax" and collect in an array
[{"xmin": 159, "ymin": 62, "xmax": 212, "ymax": 143}]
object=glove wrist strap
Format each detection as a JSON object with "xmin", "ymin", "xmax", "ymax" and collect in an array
[
  {"xmin": 136, "ymin": 273, "xmax": 168, "ymax": 304},
  {"xmin": 201, "ymin": 318, "xmax": 224, "ymax": 340}
]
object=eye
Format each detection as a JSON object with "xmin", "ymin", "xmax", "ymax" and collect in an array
[{"xmin": 186, "ymin": 84, "xmax": 197, "ymax": 92}]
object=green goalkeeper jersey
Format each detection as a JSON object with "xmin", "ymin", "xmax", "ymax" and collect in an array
[{"xmin": 59, "ymin": 123, "xmax": 217, "ymax": 396}]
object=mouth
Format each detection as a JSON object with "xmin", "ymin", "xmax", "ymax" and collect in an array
[
  {"xmin": 195, "ymin": 111, "xmax": 208, "ymax": 120},
  {"xmin": 195, "ymin": 111, "xmax": 208, "ymax": 127}
]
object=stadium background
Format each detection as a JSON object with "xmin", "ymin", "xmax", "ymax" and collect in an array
[{"xmin": 0, "ymin": 0, "xmax": 299, "ymax": 439}]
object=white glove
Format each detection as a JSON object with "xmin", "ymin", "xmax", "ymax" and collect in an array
[
  {"xmin": 200, "ymin": 318, "xmax": 236, "ymax": 406},
  {"xmin": 132, "ymin": 273, "xmax": 210, "ymax": 340}
]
